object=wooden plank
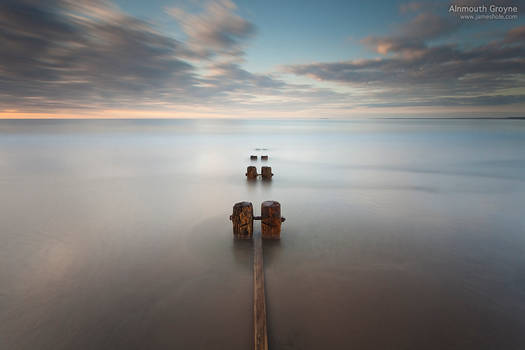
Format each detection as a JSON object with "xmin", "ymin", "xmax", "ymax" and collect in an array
[{"xmin": 253, "ymin": 231, "xmax": 268, "ymax": 350}]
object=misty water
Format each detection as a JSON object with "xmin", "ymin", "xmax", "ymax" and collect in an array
[{"xmin": 1, "ymin": 119, "xmax": 524, "ymax": 350}]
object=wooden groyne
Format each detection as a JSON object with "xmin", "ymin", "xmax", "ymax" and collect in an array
[
  {"xmin": 245, "ymin": 166, "xmax": 273, "ymax": 180},
  {"xmin": 253, "ymin": 230, "xmax": 268, "ymax": 350},
  {"xmin": 230, "ymin": 151, "xmax": 284, "ymax": 349}
]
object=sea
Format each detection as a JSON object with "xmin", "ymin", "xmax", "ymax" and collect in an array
[{"xmin": 1, "ymin": 118, "xmax": 524, "ymax": 349}]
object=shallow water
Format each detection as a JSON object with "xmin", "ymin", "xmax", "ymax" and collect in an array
[{"xmin": 1, "ymin": 119, "xmax": 524, "ymax": 349}]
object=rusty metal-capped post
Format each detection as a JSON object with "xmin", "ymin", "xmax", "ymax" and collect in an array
[
  {"xmin": 250, "ymin": 155, "xmax": 258, "ymax": 161},
  {"xmin": 261, "ymin": 166, "xmax": 273, "ymax": 180},
  {"xmin": 261, "ymin": 201, "xmax": 285, "ymax": 239},
  {"xmin": 261, "ymin": 155, "xmax": 268, "ymax": 161},
  {"xmin": 230, "ymin": 202, "xmax": 254, "ymax": 239},
  {"xmin": 246, "ymin": 166, "xmax": 258, "ymax": 179}
]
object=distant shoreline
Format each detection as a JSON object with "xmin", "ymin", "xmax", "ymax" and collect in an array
[
  {"xmin": 376, "ymin": 116, "xmax": 525, "ymax": 120},
  {"xmin": 0, "ymin": 116, "xmax": 524, "ymax": 121}
]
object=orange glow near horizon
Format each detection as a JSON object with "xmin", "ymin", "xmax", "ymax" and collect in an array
[{"xmin": 1, "ymin": 104, "xmax": 524, "ymax": 119}]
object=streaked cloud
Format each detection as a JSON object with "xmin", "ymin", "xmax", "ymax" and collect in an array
[
  {"xmin": 285, "ymin": 0, "xmax": 525, "ymax": 110},
  {"xmin": 0, "ymin": 0, "xmax": 523, "ymax": 117},
  {"xmin": 362, "ymin": 12, "xmax": 459, "ymax": 55},
  {"xmin": 0, "ymin": 0, "xmax": 196, "ymax": 110},
  {"xmin": 0, "ymin": 0, "xmax": 354, "ymax": 116},
  {"xmin": 166, "ymin": 0, "xmax": 255, "ymax": 60}
]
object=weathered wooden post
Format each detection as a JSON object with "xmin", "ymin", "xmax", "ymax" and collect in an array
[
  {"xmin": 230, "ymin": 202, "xmax": 254, "ymax": 239},
  {"xmin": 246, "ymin": 166, "xmax": 258, "ymax": 179},
  {"xmin": 261, "ymin": 155, "xmax": 268, "ymax": 161},
  {"xmin": 261, "ymin": 166, "xmax": 273, "ymax": 180},
  {"xmin": 250, "ymin": 155, "xmax": 258, "ymax": 160},
  {"xmin": 261, "ymin": 201, "xmax": 285, "ymax": 240}
]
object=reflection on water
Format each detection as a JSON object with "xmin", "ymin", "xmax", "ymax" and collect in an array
[{"xmin": 1, "ymin": 119, "xmax": 525, "ymax": 349}]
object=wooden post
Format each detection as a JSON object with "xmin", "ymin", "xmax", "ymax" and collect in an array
[
  {"xmin": 246, "ymin": 166, "xmax": 258, "ymax": 179},
  {"xmin": 230, "ymin": 202, "xmax": 253, "ymax": 239},
  {"xmin": 261, "ymin": 155, "xmax": 268, "ymax": 161},
  {"xmin": 261, "ymin": 166, "xmax": 273, "ymax": 180},
  {"xmin": 250, "ymin": 155, "xmax": 258, "ymax": 160},
  {"xmin": 261, "ymin": 201, "xmax": 284, "ymax": 239},
  {"xmin": 254, "ymin": 230, "xmax": 268, "ymax": 350}
]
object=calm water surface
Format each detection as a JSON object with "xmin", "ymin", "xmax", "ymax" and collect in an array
[{"xmin": 1, "ymin": 119, "xmax": 524, "ymax": 349}]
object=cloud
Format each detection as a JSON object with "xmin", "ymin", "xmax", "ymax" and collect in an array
[
  {"xmin": 400, "ymin": 12, "xmax": 459, "ymax": 39},
  {"xmin": 181, "ymin": 61, "xmax": 350, "ymax": 114},
  {"xmin": 166, "ymin": 0, "xmax": 255, "ymax": 59},
  {"xmin": 400, "ymin": 2, "xmax": 427, "ymax": 13},
  {"xmin": 286, "ymin": 24, "xmax": 525, "ymax": 108},
  {"xmin": 285, "ymin": 1, "xmax": 524, "ymax": 110},
  {"xmin": 505, "ymin": 25, "xmax": 525, "ymax": 43},
  {"xmin": 0, "ymin": 0, "xmax": 197, "ymax": 110},
  {"xmin": 366, "ymin": 94, "xmax": 525, "ymax": 108},
  {"xmin": 362, "ymin": 12, "xmax": 459, "ymax": 55},
  {"xmin": 449, "ymin": 0, "xmax": 517, "ymax": 6},
  {"xmin": 1, "ymin": 0, "xmax": 523, "ymax": 116},
  {"xmin": 0, "ymin": 0, "xmax": 351, "ymax": 116}
]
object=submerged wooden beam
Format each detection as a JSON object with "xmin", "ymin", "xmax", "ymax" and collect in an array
[{"xmin": 253, "ymin": 231, "xmax": 268, "ymax": 350}]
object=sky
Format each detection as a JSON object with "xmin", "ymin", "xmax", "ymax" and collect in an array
[{"xmin": 0, "ymin": 0, "xmax": 524, "ymax": 118}]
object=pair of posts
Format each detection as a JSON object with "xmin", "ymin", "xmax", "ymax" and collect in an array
[
  {"xmin": 246, "ymin": 166, "xmax": 273, "ymax": 180},
  {"xmin": 230, "ymin": 201, "xmax": 285, "ymax": 240},
  {"xmin": 250, "ymin": 155, "xmax": 268, "ymax": 161}
]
